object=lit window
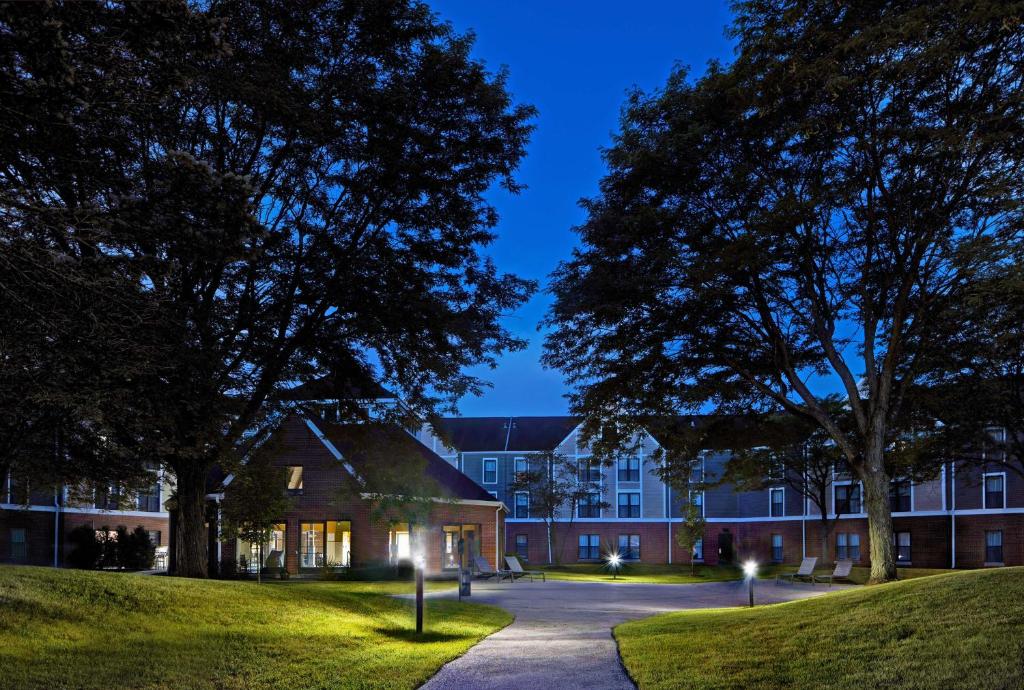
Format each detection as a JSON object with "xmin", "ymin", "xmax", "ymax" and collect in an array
[
  {"xmin": 286, "ymin": 466, "xmax": 303, "ymax": 493},
  {"xmin": 692, "ymin": 538, "xmax": 704, "ymax": 561}
]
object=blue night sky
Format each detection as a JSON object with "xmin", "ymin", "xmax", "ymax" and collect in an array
[{"xmin": 432, "ymin": 1, "xmax": 738, "ymax": 416}]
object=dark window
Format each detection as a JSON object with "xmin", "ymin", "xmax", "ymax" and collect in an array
[
  {"xmin": 890, "ymin": 480, "xmax": 911, "ymax": 513},
  {"xmin": 10, "ymin": 528, "xmax": 26, "ymax": 562},
  {"xmin": 515, "ymin": 534, "xmax": 528, "ymax": 561},
  {"xmin": 771, "ymin": 534, "xmax": 783, "ymax": 562},
  {"xmin": 147, "ymin": 530, "xmax": 162, "ymax": 547},
  {"xmin": 514, "ymin": 492, "xmax": 529, "ymax": 519},
  {"xmin": 136, "ymin": 481, "xmax": 161, "ymax": 512},
  {"xmin": 837, "ymin": 533, "xmax": 861, "ymax": 561},
  {"xmin": 893, "ymin": 531, "xmax": 911, "ymax": 562},
  {"xmin": 482, "ymin": 459, "xmax": 497, "ymax": 484},
  {"xmin": 578, "ymin": 492, "xmax": 601, "ymax": 518},
  {"xmin": 617, "ymin": 457, "xmax": 640, "ymax": 482},
  {"xmin": 579, "ymin": 460, "xmax": 602, "ymax": 483},
  {"xmin": 835, "ymin": 484, "xmax": 861, "ymax": 514},
  {"xmin": 618, "ymin": 492, "xmax": 640, "ymax": 518},
  {"xmin": 692, "ymin": 538, "xmax": 704, "ymax": 561},
  {"xmin": 984, "ymin": 475, "xmax": 1005, "ymax": 509},
  {"xmin": 7, "ymin": 475, "xmax": 28, "ymax": 505},
  {"xmin": 286, "ymin": 466, "xmax": 303, "ymax": 494},
  {"xmin": 618, "ymin": 534, "xmax": 640, "ymax": 560},
  {"xmin": 578, "ymin": 534, "xmax": 600, "ymax": 560},
  {"xmin": 514, "ymin": 457, "xmax": 528, "ymax": 476},
  {"xmin": 770, "ymin": 488, "xmax": 784, "ymax": 517},
  {"xmin": 95, "ymin": 485, "xmax": 120, "ymax": 511},
  {"xmin": 986, "ymin": 531, "xmax": 1004, "ymax": 563}
]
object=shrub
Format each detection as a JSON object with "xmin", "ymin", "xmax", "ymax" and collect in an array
[
  {"xmin": 66, "ymin": 525, "xmax": 102, "ymax": 569},
  {"xmin": 118, "ymin": 526, "xmax": 156, "ymax": 570}
]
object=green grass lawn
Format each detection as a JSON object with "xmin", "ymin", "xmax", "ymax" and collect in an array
[
  {"xmin": 615, "ymin": 567, "xmax": 1024, "ymax": 690},
  {"xmin": 535, "ymin": 562, "xmax": 951, "ymax": 585},
  {"xmin": 0, "ymin": 565, "xmax": 510, "ymax": 690}
]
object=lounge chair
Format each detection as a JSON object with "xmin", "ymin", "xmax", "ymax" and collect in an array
[
  {"xmin": 473, "ymin": 556, "xmax": 512, "ymax": 582},
  {"xmin": 776, "ymin": 556, "xmax": 818, "ymax": 584},
  {"xmin": 505, "ymin": 555, "xmax": 546, "ymax": 582},
  {"xmin": 815, "ymin": 559, "xmax": 854, "ymax": 587}
]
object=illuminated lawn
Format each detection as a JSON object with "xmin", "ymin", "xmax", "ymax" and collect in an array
[
  {"xmin": 615, "ymin": 568, "xmax": 1024, "ymax": 689},
  {"xmin": 0, "ymin": 566, "xmax": 510, "ymax": 690}
]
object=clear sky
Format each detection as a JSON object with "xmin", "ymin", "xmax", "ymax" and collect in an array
[{"xmin": 431, "ymin": 1, "xmax": 738, "ymax": 416}]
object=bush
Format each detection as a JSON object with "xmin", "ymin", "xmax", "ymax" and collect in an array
[
  {"xmin": 66, "ymin": 525, "xmax": 102, "ymax": 569},
  {"xmin": 118, "ymin": 526, "xmax": 156, "ymax": 570}
]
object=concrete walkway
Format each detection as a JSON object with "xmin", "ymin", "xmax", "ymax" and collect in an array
[{"xmin": 421, "ymin": 578, "xmax": 845, "ymax": 690}]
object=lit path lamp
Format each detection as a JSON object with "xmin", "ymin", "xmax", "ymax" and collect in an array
[
  {"xmin": 743, "ymin": 560, "xmax": 758, "ymax": 607},
  {"xmin": 606, "ymin": 552, "xmax": 623, "ymax": 580},
  {"xmin": 414, "ymin": 550, "xmax": 425, "ymax": 634}
]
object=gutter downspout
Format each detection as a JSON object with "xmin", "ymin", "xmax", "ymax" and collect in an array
[
  {"xmin": 950, "ymin": 462, "xmax": 957, "ymax": 569},
  {"xmin": 495, "ymin": 504, "xmax": 501, "ymax": 568},
  {"xmin": 53, "ymin": 486, "xmax": 62, "ymax": 568}
]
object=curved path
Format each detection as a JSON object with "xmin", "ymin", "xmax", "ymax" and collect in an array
[{"xmin": 421, "ymin": 578, "xmax": 846, "ymax": 690}]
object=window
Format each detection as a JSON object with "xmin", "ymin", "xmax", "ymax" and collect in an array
[
  {"xmin": 618, "ymin": 534, "xmax": 640, "ymax": 560},
  {"xmin": 95, "ymin": 485, "xmax": 120, "ymax": 511},
  {"xmin": 482, "ymin": 458, "xmax": 497, "ymax": 484},
  {"xmin": 984, "ymin": 473, "xmax": 1005, "ymax": 509},
  {"xmin": 579, "ymin": 460, "xmax": 602, "ymax": 483},
  {"xmin": 578, "ymin": 492, "xmax": 601, "ymax": 518},
  {"xmin": 325, "ymin": 520, "xmax": 351, "ymax": 567},
  {"xmin": 893, "ymin": 531, "xmax": 911, "ymax": 563},
  {"xmin": 9, "ymin": 528, "xmax": 26, "ymax": 562},
  {"xmin": 578, "ymin": 534, "xmax": 600, "ymax": 560},
  {"xmin": 515, "ymin": 534, "xmax": 529, "ymax": 560},
  {"xmin": 689, "ymin": 490, "xmax": 703, "ymax": 508},
  {"xmin": 442, "ymin": 524, "xmax": 480, "ymax": 570},
  {"xmin": 837, "ymin": 533, "xmax": 861, "ymax": 561},
  {"xmin": 286, "ymin": 466, "xmax": 303, "ymax": 494},
  {"xmin": 487, "ymin": 491, "xmax": 498, "ymax": 499},
  {"xmin": 389, "ymin": 525, "xmax": 410, "ymax": 563},
  {"xmin": 300, "ymin": 522, "xmax": 325, "ymax": 568},
  {"xmin": 617, "ymin": 457, "xmax": 640, "ymax": 482},
  {"xmin": 514, "ymin": 457, "xmax": 528, "ymax": 476},
  {"xmin": 986, "ymin": 530, "xmax": 1004, "ymax": 564},
  {"xmin": 617, "ymin": 492, "xmax": 640, "ymax": 518},
  {"xmin": 769, "ymin": 488, "xmax": 785, "ymax": 517},
  {"xmin": 771, "ymin": 534, "xmax": 783, "ymax": 563},
  {"xmin": 692, "ymin": 538, "xmax": 704, "ymax": 561},
  {"xmin": 136, "ymin": 479, "xmax": 161, "ymax": 512},
  {"xmin": 514, "ymin": 492, "xmax": 530, "ymax": 519},
  {"xmin": 296, "ymin": 521, "xmax": 349, "ymax": 569},
  {"xmin": 147, "ymin": 530, "xmax": 161, "ymax": 547},
  {"xmin": 834, "ymin": 484, "xmax": 861, "ymax": 514},
  {"xmin": 890, "ymin": 480, "xmax": 912, "ymax": 513}
]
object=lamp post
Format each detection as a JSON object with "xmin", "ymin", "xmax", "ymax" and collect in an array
[
  {"xmin": 743, "ymin": 560, "xmax": 758, "ymax": 607},
  {"xmin": 414, "ymin": 551, "xmax": 425, "ymax": 634},
  {"xmin": 607, "ymin": 552, "xmax": 622, "ymax": 580}
]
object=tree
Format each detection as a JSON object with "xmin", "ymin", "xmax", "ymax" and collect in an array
[
  {"xmin": 675, "ymin": 498, "xmax": 705, "ymax": 575},
  {"xmin": 509, "ymin": 451, "xmax": 607, "ymax": 564},
  {"xmin": 545, "ymin": 0, "xmax": 1024, "ymax": 582},
  {"xmin": 2, "ymin": 1, "xmax": 535, "ymax": 577},
  {"xmin": 220, "ymin": 446, "xmax": 293, "ymax": 584}
]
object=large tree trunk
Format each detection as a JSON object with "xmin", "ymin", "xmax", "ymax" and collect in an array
[
  {"xmin": 819, "ymin": 518, "xmax": 830, "ymax": 564},
  {"xmin": 861, "ymin": 453, "xmax": 896, "ymax": 583},
  {"xmin": 173, "ymin": 464, "xmax": 209, "ymax": 578}
]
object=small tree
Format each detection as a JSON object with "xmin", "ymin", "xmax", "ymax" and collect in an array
[
  {"xmin": 220, "ymin": 451, "xmax": 292, "ymax": 584},
  {"xmin": 510, "ymin": 451, "xmax": 607, "ymax": 564},
  {"xmin": 675, "ymin": 497, "xmax": 705, "ymax": 575},
  {"xmin": 66, "ymin": 524, "xmax": 102, "ymax": 569}
]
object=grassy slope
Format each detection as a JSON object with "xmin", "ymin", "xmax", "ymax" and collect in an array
[
  {"xmin": 0, "ymin": 566, "xmax": 510, "ymax": 690},
  {"xmin": 536, "ymin": 562, "xmax": 950, "ymax": 585},
  {"xmin": 615, "ymin": 568, "xmax": 1024, "ymax": 690}
]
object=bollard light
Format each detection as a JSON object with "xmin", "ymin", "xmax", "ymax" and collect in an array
[
  {"xmin": 606, "ymin": 551, "xmax": 623, "ymax": 580},
  {"xmin": 743, "ymin": 560, "xmax": 758, "ymax": 607},
  {"xmin": 414, "ymin": 551, "xmax": 425, "ymax": 634}
]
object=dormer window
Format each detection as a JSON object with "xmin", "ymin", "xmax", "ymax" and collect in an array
[{"xmin": 286, "ymin": 466, "xmax": 304, "ymax": 494}]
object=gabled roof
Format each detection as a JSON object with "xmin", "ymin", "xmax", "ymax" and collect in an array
[
  {"xmin": 434, "ymin": 416, "xmax": 580, "ymax": 452},
  {"xmin": 645, "ymin": 414, "xmax": 810, "ymax": 453},
  {"xmin": 318, "ymin": 420, "xmax": 495, "ymax": 502}
]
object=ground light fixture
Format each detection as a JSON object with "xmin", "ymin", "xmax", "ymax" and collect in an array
[
  {"xmin": 414, "ymin": 552, "xmax": 426, "ymax": 634},
  {"xmin": 743, "ymin": 560, "xmax": 758, "ymax": 607},
  {"xmin": 606, "ymin": 552, "xmax": 623, "ymax": 580}
]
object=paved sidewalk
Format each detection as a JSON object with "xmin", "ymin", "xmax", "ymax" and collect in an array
[{"xmin": 421, "ymin": 578, "xmax": 845, "ymax": 690}]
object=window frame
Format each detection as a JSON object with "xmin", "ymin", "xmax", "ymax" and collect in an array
[
  {"xmin": 286, "ymin": 466, "xmax": 304, "ymax": 495},
  {"xmin": 578, "ymin": 491, "xmax": 601, "ymax": 518},
  {"xmin": 618, "ymin": 533, "xmax": 641, "ymax": 561},
  {"xmin": 771, "ymin": 533, "xmax": 783, "ymax": 563},
  {"xmin": 513, "ymin": 456, "xmax": 528, "ymax": 476},
  {"xmin": 769, "ymin": 487, "xmax": 785, "ymax": 517},
  {"xmin": 893, "ymin": 531, "xmax": 911, "ymax": 563},
  {"xmin": 578, "ymin": 533, "xmax": 600, "ymax": 561},
  {"xmin": 834, "ymin": 482, "xmax": 862, "ymax": 515},
  {"xmin": 515, "ymin": 534, "xmax": 529, "ymax": 561},
  {"xmin": 482, "ymin": 457, "xmax": 498, "ymax": 485},
  {"xmin": 982, "ymin": 472, "xmax": 1006, "ymax": 510},
  {"xmin": 985, "ymin": 530, "xmax": 1004, "ymax": 564},
  {"xmin": 617, "ymin": 456, "xmax": 641, "ymax": 483},
  {"xmin": 890, "ymin": 479, "xmax": 912, "ymax": 513},
  {"xmin": 514, "ymin": 491, "xmax": 530, "ymax": 519},
  {"xmin": 617, "ymin": 491, "xmax": 641, "ymax": 518}
]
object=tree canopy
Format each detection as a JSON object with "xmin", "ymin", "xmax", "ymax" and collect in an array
[{"xmin": 545, "ymin": 0, "xmax": 1024, "ymax": 582}]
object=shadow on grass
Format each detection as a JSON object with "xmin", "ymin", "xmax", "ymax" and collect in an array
[{"xmin": 374, "ymin": 627, "xmax": 468, "ymax": 643}]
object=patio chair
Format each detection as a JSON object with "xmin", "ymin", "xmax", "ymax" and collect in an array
[
  {"xmin": 473, "ymin": 556, "xmax": 512, "ymax": 582},
  {"xmin": 775, "ymin": 556, "xmax": 818, "ymax": 585},
  {"xmin": 814, "ymin": 559, "xmax": 854, "ymax": 587},
  {"xmin": 504, "ymin": 555, "xmax": 546, "ymax": 582}
]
